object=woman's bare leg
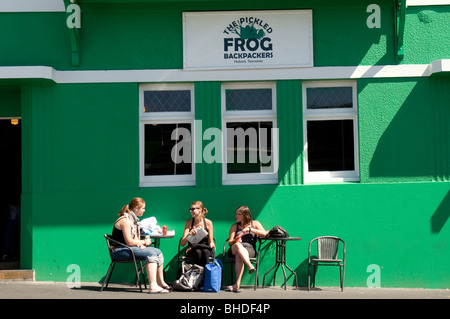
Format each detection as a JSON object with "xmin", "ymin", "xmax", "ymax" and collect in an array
[{"xmin": 230, "ymin": 243, "xmax": 255, "ymax": 290}]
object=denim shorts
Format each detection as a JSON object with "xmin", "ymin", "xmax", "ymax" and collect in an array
[{"xmin": 112, "ymin": 246, "xmax": 164, "ymax": 266}]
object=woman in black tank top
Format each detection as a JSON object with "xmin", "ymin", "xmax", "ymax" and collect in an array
[
  {"xmin": 180, "ymin": 201, "xmax": 215, "ymax": 267},
  {"xmin": 110, "ymin": 197, "xmax": 170, "ymax": 294},
  {"xmin": 227, "ymin": 205, "xmax": 268, "ymax": 292}
]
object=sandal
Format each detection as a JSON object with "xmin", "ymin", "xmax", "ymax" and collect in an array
[
  {"xmin": 225, "ymin": 285, "xmax": 241, "ymax": 293},
  {"xmin": 148, "ymin": 289, "xmax": 169, "ymax": 294},
  {"xmin": 248, "ymin": 267, "xmax": 255, "ymax": 274}
]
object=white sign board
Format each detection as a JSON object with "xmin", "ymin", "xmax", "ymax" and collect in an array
[{"xmin": 183, "ymin": 10, "xmax": 313, "ymax": 70}]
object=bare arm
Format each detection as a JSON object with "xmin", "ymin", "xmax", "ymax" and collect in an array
[
  {"xmin": 243, "ymin": 220, "xmax": 269, "ymax": 238},
  {"xmin": 206, "ymin": 219, "xmax": 215, "ymax": 249},
  {"xmin": 180, "ymin": 219, "xmax": 191, "ymax": 247},
  {"xmin": 228, "ymin": 223, "xmax": 238, "ymax": 246},
  {"xmin": 117, "ymin": 218, "xmax": 146, "ymax": 247}
]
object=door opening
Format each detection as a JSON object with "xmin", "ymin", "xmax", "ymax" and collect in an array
[{"xmin": 0, "ymin": 119, "xmax": 21, "ymax": 269}]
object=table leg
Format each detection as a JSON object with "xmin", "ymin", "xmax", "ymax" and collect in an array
[
  {"xmin": 279, "ymin": 241, "xmax": 287, "ymax": 290},
  {"xmin": 262, "ymin": 240, "xmax": 285, "ymax": 289},
  {"xmin": 262, "ymin": 239, "xmax": 299, "ymax": 290},
  {"xmin": 284, "ymin": 263, "xmax": 298, "ymax": 289},
  {"xmin": 262, "ymin": 262, "xmax": 278, "ymax": 288},
  {"xmin": 278, "ymin": 240, "xmax": 298, "ymax": 290}
]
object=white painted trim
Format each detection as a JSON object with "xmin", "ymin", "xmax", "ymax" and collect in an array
[
  {"xmin": 221, "ymin": 82, "xmax": 278, "ymax": 185},
  {"xmin": 54, "ymin": 64, "xmax": 433, "ymax": 83},
  {"xmin": 302, "ymin": 80, "xmax": 360, "ymax": 184},
  {"xmin": 428, "ymin": 59, "xmax": 450, "ymax": 74},
  {"xmin": 0, "ymin": 66, "xmax": 56, "ymax": 81},
  {"xmin": 138, "ymin": 83, "xmax": 196, "ymax": 187},
  {"xmin": 0, "ymin": 0, "xmax": 65, "ymax": 12},
  {"xmin": 0, "ymin": 60, "xmax": 449, "ymax": 84},
  {"xmin": 0, "ymin": 0, "xmax": 447, "ymax": 12},
  {"xmin": 407, "ymin": 0, "xmax": 450, "ymax": 6}
]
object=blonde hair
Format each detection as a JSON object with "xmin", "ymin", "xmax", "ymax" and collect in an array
[
  {"xmin": 191, "ymin": 200, "xmax": 208, "ymax": 217},
  {"xmin": 118, "ymin": 197, "xmax": 145, "ymax": 216}
]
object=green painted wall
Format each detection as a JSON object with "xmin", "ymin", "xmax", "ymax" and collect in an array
[
  {"xmin": 359, "ymin": 76, "xmax": 450, "ymax": 183},
  {"xmin": 0, "ymin": 87, "xmax": 21, "ymax": 117},
  {"xmin": 1, "ymin": 2, "xmax": 448, "ymax": 70},
  {"xmin": 19, "ymin": 77, "xmax": 450, "ymax": 288},
  {"xmin": 0, "ymin": 1, "xmax": 448, "ymax": 288}
]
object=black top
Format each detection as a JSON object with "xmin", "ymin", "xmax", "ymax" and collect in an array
[
  {"xmin": 111, "ymin": 218, "xmax": 126, "ymax": 246},
  {"xmin": 235, "ymin": 221, "xmax": 257, "ymax": 247},
  {"xmin": 188, "ymin": 218, "xmax": 209, "ymax": 247}
]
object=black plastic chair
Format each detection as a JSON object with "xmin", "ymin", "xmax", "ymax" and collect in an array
[
  {"xmin": 221, "ymin": 238, "xmax": 261, "ymax": 290},
  {"xmin": 101, "ymin": 234, "xmax": 147, "ymax": 292},
  {"xmin": 308, "ymin": 236, "xmax": 346, "ymax": 291}
]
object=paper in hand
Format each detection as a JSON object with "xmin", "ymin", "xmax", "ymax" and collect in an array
[{"xmin": 186, "ymin": 226, "xmax": 208, "ymax": 244}]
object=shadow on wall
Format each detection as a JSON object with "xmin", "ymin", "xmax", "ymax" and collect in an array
[
  {"xmin": 431, "ymin": 190, "xmax": 450, "ymax": 234},
  {"xmin": 365, "ymin": 77, "xmax": 450, "ymax": 182},
  {"xmin": 361, "ymin": 77, "xmax": 450, "ymax": 235},
  {"xmin": 365, "ymin": 79, "xmax": 432, "ymax": 181}
]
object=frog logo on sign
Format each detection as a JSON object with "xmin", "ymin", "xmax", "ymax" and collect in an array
[{"xmin": 223, "ymin": 17, "xmax": 274, "ymax": 64}]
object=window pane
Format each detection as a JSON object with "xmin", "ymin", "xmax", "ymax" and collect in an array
[
  {"xmin": 306, "ymin": 87, "xmax": 352, "ymax": 109},
  {"xmin": 144, "ymin": 123, "xmax": 192, "ymax": 176},
  {"xmin": 226, "ymin": 121, "xmax": 273, "ymax": 174},
  {"xmin": 307, "ymin": 120, "xmax": 354, "ymax": 171},
  {"xmin": 144, "ymin": 90, "xmax": 191, "ymax": 112},
  {"xmin": 226, "ymin": 88, "xmax": 272, "ymax": 111}
]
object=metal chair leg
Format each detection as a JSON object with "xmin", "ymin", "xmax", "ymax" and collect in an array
[{"xmin": 101, "ymin": 262, "xmax": 115, "ymax": 292}]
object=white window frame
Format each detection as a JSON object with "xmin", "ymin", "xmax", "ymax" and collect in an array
[
  {"xmin": 139, "ymin": 83, "xmax": 195, "ymax": 187},
  {"xmin": 221, "ymin": 82, "xmax": 278, "ymax": 185},
  {"xmin": 303, "ymin": 80, "xmax": 360, "ymax": 183}
]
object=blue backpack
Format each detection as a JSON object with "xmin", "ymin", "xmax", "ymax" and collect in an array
[{"xmin": 203, "ymin": 259, "xmax": 223, "ymax": 292}]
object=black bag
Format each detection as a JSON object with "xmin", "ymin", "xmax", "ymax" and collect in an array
[
  {"xmin": 267, "ymin": 226, "xmax": 289, "ymax": 238},
  {"xmin": 172, "ymin": 262, "xmax": 204, "ymax": 291}
]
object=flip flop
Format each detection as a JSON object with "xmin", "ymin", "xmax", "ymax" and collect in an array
[
  {"xmin": 225, "ymin": 285, "xmax": 241, "ymax": 293},
  {"xmin": 248, "ymin": 267, "xmax": 255, "ymax": 274},
  {"xmin": 148, "ymin": 288, "xmax": 170, "ymax": 294}
]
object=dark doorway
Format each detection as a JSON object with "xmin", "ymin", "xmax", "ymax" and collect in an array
[{"xmin": 0, "ymin": 119, "xmax": 21, "ymax": 269}]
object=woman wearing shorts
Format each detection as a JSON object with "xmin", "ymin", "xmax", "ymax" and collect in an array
[{"xmin": 226, "ymin": 205, "xmax": 268, "ymax": 292}]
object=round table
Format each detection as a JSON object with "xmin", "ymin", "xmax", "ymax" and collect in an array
[
  {"xmin": 262, "ymin": 236, "xmax": 302, "ymax": 290},
  {"xmin": 142, "ymin": 233, "xmax": 175, "ymax": 248}
]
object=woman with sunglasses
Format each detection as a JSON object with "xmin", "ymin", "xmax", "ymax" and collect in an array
[{"xmin": 180, "ymin": 201, "xmax": 215, "ymax": 267}]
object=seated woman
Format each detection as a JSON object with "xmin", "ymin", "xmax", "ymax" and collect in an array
[
  {"xmin": 180, "ymin": 201, "xmax": 215, "ymax": 267},
  {"xmin": 227, "ymin": 205, "xmax": 269, "ymax": 292},
  {"xmin": 110, "ymin": 197, "xmax": 170, "ymax": 294}
]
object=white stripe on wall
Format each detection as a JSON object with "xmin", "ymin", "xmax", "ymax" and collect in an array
[
  {"xmin": 407, "ymin": 0, "xmax": 450, "ymax": 5},
  {"xmin": 0, "ymin": 0, "xmax": 448, "ymax": 12},
  {"xmin": 0, "ymin": 0, "xmax": 65, "ymax": 12},
  {"xmin": 0, "ymin": 60, "xmax": 448, "ymax": 84}
]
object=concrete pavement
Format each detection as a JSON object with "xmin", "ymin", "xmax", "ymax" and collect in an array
[
  {"xmin": 0, "ymin": 281, "xmax": 448, "ymax": 299},
  {"xmin": 1, "ymin": 282, "xmax": 448, "ymax": 318}
]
